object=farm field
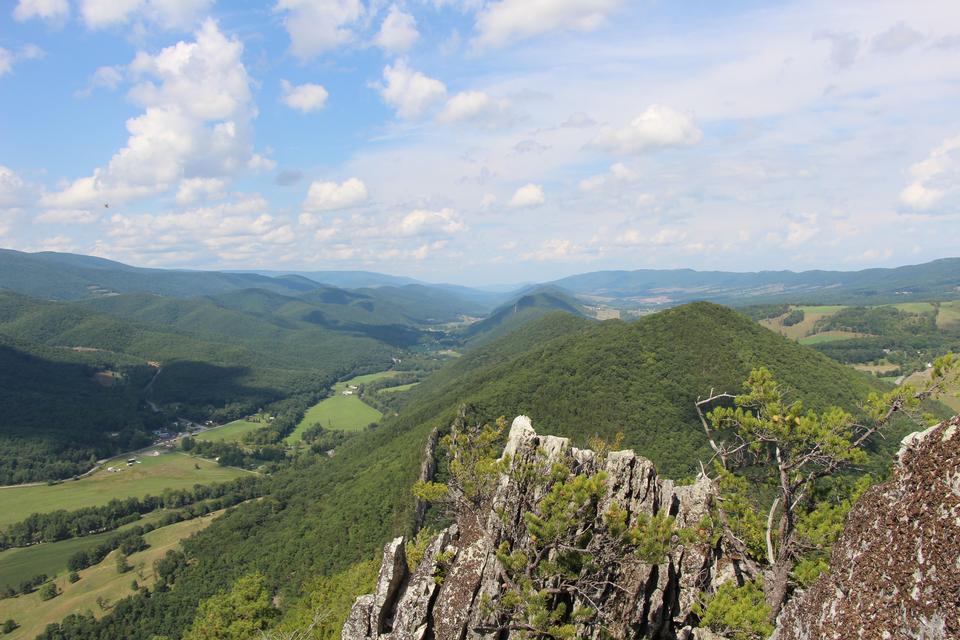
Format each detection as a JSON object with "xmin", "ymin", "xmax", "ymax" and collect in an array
[
  {"xmin": 0, "ymin": 514, "xmax": 219, "ymax": 640},
  {"xmin": 798, "ymin": 330, "xmax": 866, "ymax": 345},
  {"xmin": 378, "ymin": 382, "xmax": 420, "ymax": 394},
  {"xmin": 286, "ymin": 371, "xmax": 396, "ymax": 442},
  {"xmin": 937, "ymin": 301, "xmax": 960, "ymax": 328},
  {"xmin": 887, "ymin": 302, "xmax": 937, "ymax": 314},
  {"xmin": 194, "ymin": 418, "xmax": 263, "ymax": 443},
  {"xmin": 0, "ymin": 511, "xmax": 169, "ymax": 592},
  {"xmin": 0, "ymin": 452, "xmax": 245, "ymax": 528},
  {"xmin": 903, "ymin": 369, "xmax": 960, "ymax": 413},
  {"xmin": 760, "ymin": 305, "xmax": 847, "ymax": 340}
]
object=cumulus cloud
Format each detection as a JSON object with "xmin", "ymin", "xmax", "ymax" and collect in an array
[
  {"xmin": 438, "ymin": 90, "xmax": 517, "ymax": 128},
  {"xmin": 899, "ymin": 135, "xmax": 960, "ymax": 213},
  {"xmin": 375, "ymin": 5, "xmax": 419, "ymax": 54},
  {"xmin": 0, "ymin": 166, "xmax": 30, "ymax": 207},
  {"xmin": 379, "ymin": 59, "xmax": 446, "ymax": 119},
  {"xmin": 613, "ymin": 227, "xmax": 685, "ymax": 247},
  {"xmin": 0, "ymin": 49, "xmax": 12, "ymax": 77},
  {"xmin": 176, "ymin": 177, "xmax": 227, "ymax": 204},
  {"xmin": 13, "ymin": 0, "xmax": 69, "ymax": 22},
  {"xmin": 593, "ymin": 105, "xmax": 702, "ymax": 154},
  {"xmin": 76, "ymin": 65, "xmax": 124, "ymax": 97},
  {"xmin": 42, "ymin": 19, "xmax": 263, "ymax": 210},
  {"xmin": 302, "ymin": 178, "xmax": 368, "ymax": 212},
  {"xmin": 36, "ymin": 209, "xmax": 100, "ymax": 224},
  {"xmin": 395, "ymin": 208, "xmax": 465, "ymax": 236},
  {"xmin": 275, "ymin": 0, "xmax": 363, "ymax": 60},
  {"xmin": 579, "ymin": 162, "xmax": 637, "ymax": 191},
  {"xmin": 474, "ymin": 0, "xmax": 624, "ymax": 48},
  {"xmin": 509, "ymin": 183, "xmax": 545, "ymax": 207},
  {"xmin": 522, "ymin": 238, "xmax": 579, "ymax": 261},
  {"xmin": 79, "ymin": 0, "xmax": 213, "ymax": 30},
  {"xmin": 280, "ymin": 80, "xmax": 329, "ymax": 113}
]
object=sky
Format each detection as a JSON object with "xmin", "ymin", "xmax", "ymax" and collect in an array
[{"xmin": 0, "ymin": 0, "xmax": 959, "ymax": 285}]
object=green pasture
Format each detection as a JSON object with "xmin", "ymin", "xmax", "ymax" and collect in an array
[
  {"xmin": 0, "ymin": 511, "xmax": 168, "ymax": 592},
  {"xmin": 0, "ymin": 514, "xmax": 219, "ymax": 640},
  {"xmin": 194, "ymin": 419, "xmax": 263, "ymax": 443},
  {"xmin": 798, "ymin": 330, "xmax": 863, "ymax": 345},
  {"xmin": 0, "ymin": 453, "xmax": 244, "ymax": 528},
  {"xmin": 378, "ymin": 382, "xmax": 420, "ymax": 394},
  {"xmin": 286, "ymin": 371, "xmax": 396, "ymax": 442}
]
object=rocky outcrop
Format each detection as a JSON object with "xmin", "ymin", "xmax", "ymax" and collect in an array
[
  {"xmin": 774, "ymin": 415, "xmax": 960, "ymax": 640},
  {"xmin": 342, "ymin": 416, "xmax": 752, "ymax": 639}
]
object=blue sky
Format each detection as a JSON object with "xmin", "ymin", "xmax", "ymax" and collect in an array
[{"xmin": 1, "ymin": 0, "xmax": 958, "ymax": 285}]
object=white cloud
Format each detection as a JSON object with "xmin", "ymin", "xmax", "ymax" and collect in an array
[
  {"xmin": 438, "ymin": 90, "xmax": 517, "ymax": 128},
  {"xmin": 79, "ymin": 0, "xmax": 213, "ymax": 30},
  {"xmin": 614, "ymin": 228, "xmax": 685, "ymax": 247},
  {"xmin": 176, "ymin": 177, "xmax": 227, "ymax": 204},
  {"xmin": 375, "ymin": 5, "xmax": 419, "ymax": 54},
  {"xmin": 814, "ymin": 31, "xmax": 860, "ymax": 69},
  {"xmin": 899, "ymin": 135, "xmax": 960, "ymax": 212},
  {"xmin": 43, "ymin": 19, "xmax": 262, "ymax": 209},
  {"xmin": 37, "ymin": 209, "xmax": 100, "ymax": 224},
  {"xmin": 77, "ymin": 65, "xmax": 124, "ymax": 97},
  {"xmin": 872, "ymin": 21, "xmax": 924, "ymax": 54},
  {"xmin": 0, "ymin": 49, "xmax": 12, "ymax": 77},
  {"xmin": 522, "ymin": 238, "xmax": 577, "ymax": 261},
  {"xmin": 13, "ymin": 0, "xmax": 69, "ymax": 22},
  {"xmin": 784, "ymin": 214, "xmax": 819, "ymax": 246},
  {"xmin": 474, "ymin": 0, "xmax": 624, "ymax": 48},
  {"xmin": 579, "ymin": 162, "xmax": 637, "ymax": 191},
  {"xmin": 280, "ymin": 80, "xmax": 329, "ymax": 113},
  {"xmin": 302, "ymin": 177, "xmax": 368, "ymax": 212},
  {"xmin": 275, "ymin": 0, "xmax": 363, "ymax": 60},
  {"xmin": 379, "ymin": 59, "xmax": 446, "ymax": 119},
  {"xmin": 593, "ymin": 105, "xmax": 702, "ymax": 154},
  {"xmin": 509, "ymin": 183, "xmax": 545, "ymax": 207},
  {"xmin": 0, "ymin": 44, "xmax": 44, "ymax": 77},
  {"xmin": 0, "ymin": 166, "xmax": 29, "ymax": 207},
  {"xmin": 395, "ymin": 208, "xmax": 465, "ymax": 236}
]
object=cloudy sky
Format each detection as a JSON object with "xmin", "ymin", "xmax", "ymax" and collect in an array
[{"xmin": 1, "ymin": 0, "xmax": 958, "ymax": 284}]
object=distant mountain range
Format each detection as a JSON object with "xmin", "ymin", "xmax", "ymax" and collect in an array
[{"xmin": 2, "ymin": 248, "xmax": 959, "ymax": 309}]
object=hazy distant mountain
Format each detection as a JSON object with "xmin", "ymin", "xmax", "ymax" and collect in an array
[
  {"xmin": 246, "ymin": 269, "xmax": 421, "ymax": 289},
  {"xmin": 550, "ymin": 258, "xmax": 960, "ymax": 308}
]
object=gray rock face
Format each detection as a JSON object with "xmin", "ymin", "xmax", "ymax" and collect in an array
[
  {"xmin": 342, "ymin": 416, "xmax": 751, "ymax": 639},
  {"xmin": 774, "ymin": 415, "xmax": 960, "ymax": 640}
]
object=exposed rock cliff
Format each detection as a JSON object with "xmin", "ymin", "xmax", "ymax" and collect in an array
[
  {"xmin": 342, "ymin": 416, "xmax": 751, "ymax": 639},
  {"xmin": 774, "ymin": 415, "xmax": 960, "ymax": 640}
]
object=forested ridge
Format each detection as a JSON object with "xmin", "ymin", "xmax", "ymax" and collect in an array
[{"xmin": 31, "ymin": 302, "xmax": 918, "ymax": 639}]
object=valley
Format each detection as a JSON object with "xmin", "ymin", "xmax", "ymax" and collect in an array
[{"xmin": 0, "ymin": 250, "xmax": 958, "ymax": 639}]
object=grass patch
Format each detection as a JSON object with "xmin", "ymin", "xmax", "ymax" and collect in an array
[
  {"xmin": 903, "ymin": 369, "xmax": 960, "ymax": 413},
  {"xmin": 0, "ymin": 453, "xmax": 244, "ymax": 528},
  {"xmin": 760, "ymin": 305, "xmax": 847, "ymax": 341},
  {"xmin": 194, "ymin": 419, "xmax": 263, "ymax": 443},
  {"xmin": 937, "ymin": 301, "xmax": 960, "ymax": 329},
  {"xmin": 851, "ymin": 363, "xmax": 900, "ymax": 375},
  {"xmin": 886, "ymin": 302, "xmax": 936, "ymax": 314},
  {"xmin": 378, "ymin": 382, "xmax": 420, "ymax": 394},
  {"xmin": 798, "ymin": 331, "xmax": 864, "ymax": 345},
  {"xmin": 0, "ymin": 511, "xmax": 170, "ymax": 592},
  {"xmin": 286, "ymin": 371, "xmax": 395, "ymax": 442},
  {"xmin": 0, "ymin": 514, "xmax": 219, "ymax": 640}
]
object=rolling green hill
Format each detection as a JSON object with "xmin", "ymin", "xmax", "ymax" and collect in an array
[
  {"xmin": 461, "ymin": 288, "xmax": 589, "ymax": 346},
  {"xmin": 54, "ymin": 302, "xmax": 910, "ymax": 639}
]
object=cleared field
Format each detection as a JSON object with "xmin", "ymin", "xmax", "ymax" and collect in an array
[
  {"xmin": 379, "ymin": 382, "xmax": 420, "ymax": 394},
  {"xmin": 760, "ymin": 305, "xmax": 846, "ymax": 340},
  {"xmin": 194, "ymin": 418, "xmax": 263, "ymax": 443},
  {"xmin": 937, "ymin": 301, "xmax": 960, "ymax": 329},
  {"xmin": 886, "ymin": 302, "xmax": 936, "ymax": 314},
  {"xmin": 903, "ymin": 369, "xmax": 960, "ymax": 413},
  {"xmin": 0, "ymin": 514, "xmax": 219, "ymax": 640},
  {"xmin": 798, "ymin": 330, "xmax": 864, "ymax": 345},
  {"xmin": 0, "ymin": 511, "xmax": 169, "ymax": 592},
  {"xmin": 852, "ymin": 363, "xmax": 900, "ymax": 375},
  {"xmin": 286, "ymin": 371, "xmax": 395, "ymax": 442},
  {"xmin": 0, "ymin": 452, "xmax": 244, "ymax": 528}
]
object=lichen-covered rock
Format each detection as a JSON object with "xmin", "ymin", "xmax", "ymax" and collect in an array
[
  {"xmin": 342, "ymin": 416, "xmax": 750, "ymax": 639},
  {"xmin": 774, "ymin": 415, "xmax": 960, "ymax": 640}
]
